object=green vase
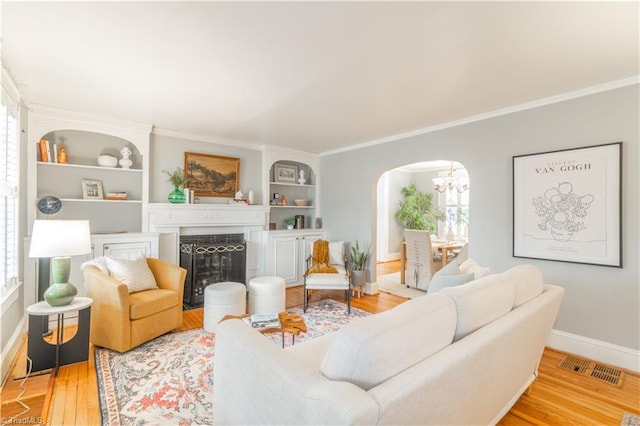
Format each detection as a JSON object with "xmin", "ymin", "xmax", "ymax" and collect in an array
[
  {"xmin": 44, "ymin": 283, "xmax": 77, "ymax": 307},
  {"xmin": 168, "ymin": 186, "xmax": 186, "ymax": 204}
]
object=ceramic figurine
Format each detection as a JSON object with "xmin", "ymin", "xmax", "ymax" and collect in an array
[
  {"xmin": 298, "ymin": 170, "xmax": 306, "ymax": 185},
  {"xmin": 119, "ymin": 146, "xmax": 133, "ymax": 169}
]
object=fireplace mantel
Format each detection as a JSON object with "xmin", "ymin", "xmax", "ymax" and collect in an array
[
  {"xmin": 144, "ymin": 204, "xmax": 270, "ymax": 270},
  {"xmin": 145, "ymin": 203, "xmax": 269, "ymax": 232}
]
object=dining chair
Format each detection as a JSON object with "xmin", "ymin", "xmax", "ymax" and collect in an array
[{"xmin": 404, "ymin": 229, "xmax": 434, "ymax": 291}]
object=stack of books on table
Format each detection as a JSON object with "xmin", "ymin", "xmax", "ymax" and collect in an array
[
  {"xmin": 243, "ymin": 313, "xmax": 281, "ymax": 330},
  {"xmin": 105, "ymin": 191, "xmax": 128, "ymax": 200}
]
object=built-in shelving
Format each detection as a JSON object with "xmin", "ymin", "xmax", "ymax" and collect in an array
[{"xmin": 268, "ymin": 161, "xmax": 318, "ymax": 230}]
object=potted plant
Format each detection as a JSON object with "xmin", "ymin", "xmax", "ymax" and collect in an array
[
  {"xmin": 349, "ymin": 240, "xmax": 371, "ymax": 289},
  {"xmin": 163, "ymin": 167, "xmax": 189, "ymax": 204},
  {"xmin": 395, "ymin": 184, "xmax": 444, "ymax": 233},
  {"xmin": 284, "ymin": 216, "xmax": 296, "ymax": 230}
]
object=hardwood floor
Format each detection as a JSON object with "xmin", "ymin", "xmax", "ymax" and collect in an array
[{"xmin": 2, "ymin": 278, "xmax": 638, "ymax": 425}]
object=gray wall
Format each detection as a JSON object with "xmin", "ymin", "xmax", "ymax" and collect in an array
[
  {"xmin": 320, "ymin": 85, "xmax": 639, "ymax": 350},
  {"xmin": 150, "ymin": 134, "xmax": 263, "ymax": 204}
]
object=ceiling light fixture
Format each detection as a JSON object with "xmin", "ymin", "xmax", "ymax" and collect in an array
[{"xmin": 433, "ymin": 162, "xmax": 469, "ymax": 193}]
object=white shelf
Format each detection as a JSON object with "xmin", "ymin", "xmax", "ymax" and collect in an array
[
  {"xmin": 57, "ymin": 198, "xmax": 142, "ymax": 203},
  {"xmin": 37, "ymin": 161, "xmax": 142, "ymax": 172},
  {"xmin": 270, "ymin": 205, "xmax": 314, "ymax": 209},
  {"xmin": 270, "ymin": 181, "xmax": 315, "ymax": 188}
]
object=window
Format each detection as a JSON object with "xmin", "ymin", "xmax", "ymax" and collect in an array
[
  {"xmin": 1, "ymin": 83, "xmax": 19, "ymax": 289},
  {"xmin": 442, "ymin": 189, "xmax": 469, "ymax": 238}
]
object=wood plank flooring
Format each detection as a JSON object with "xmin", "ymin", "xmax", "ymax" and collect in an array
[{"xmin": 1, "ymin": 264, "xmax": 638, "ymax": 425}]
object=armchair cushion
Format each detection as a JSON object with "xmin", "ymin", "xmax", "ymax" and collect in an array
[
  {"xmin": 129, "ymin": 288, "xmax": 181, "ymax": 320},
  {"xmin": 105, "ymin": 255, "xmax": 159, "ymax": 293}
]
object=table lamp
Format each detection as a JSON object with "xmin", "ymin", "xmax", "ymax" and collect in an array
[{"xmin": 29, "ymin": 220, "xmax": 92, "ymax": 306}]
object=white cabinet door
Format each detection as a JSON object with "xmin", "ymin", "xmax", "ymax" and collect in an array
[
  {"xmin": 270, "ymin": 235, "xmax": 299, "ymax": 284},
  {"xmin": 265, "ymin": 231, "xmax": 326, "ymax": 287},
  {"xmin": 102, "ymin": 241, "xmax": 152, "ymax": 259}
]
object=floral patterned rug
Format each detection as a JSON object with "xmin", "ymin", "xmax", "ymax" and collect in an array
[{"xmin": 95, "ymin": 299, "xmax": 371, "ymax": 425}]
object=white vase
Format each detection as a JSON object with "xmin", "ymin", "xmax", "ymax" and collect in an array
[{"xmin": 446, "ymin": 225, "xmax": 455, "ymax": 242}]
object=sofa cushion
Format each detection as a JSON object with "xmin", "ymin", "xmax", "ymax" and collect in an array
[
  {"xmin": 459, "ymin": 258, "xmax": 492, "ymax": 279},
  {"xmin": 105, "ymin": 255, "xmax": 158, "ymax": 293},
  {"xmin": 428, "ymin": 272, "xmax": 475, "ymax": 293},
  {"xmin": 320, "ymin": 293, "xmax": 456, "ymax": 390},
  {"xmin": 129, "ymin": 288, "xmax": 179, "ymax": 320},
  {"xmin": 440, "ymin": 274, "xmax": 515, "ymax": 340},
  {"xmin": 502, "ymin": 264, "xmax": 544, "ymax": 308},
  {"xmin": 428, "ymin": 255, "xmax": 474, "ymax": 293}
]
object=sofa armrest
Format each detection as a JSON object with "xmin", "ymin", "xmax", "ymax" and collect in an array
[{"xmin": 214, "ymin": 319, "xmax": 380, "ymax": 425}]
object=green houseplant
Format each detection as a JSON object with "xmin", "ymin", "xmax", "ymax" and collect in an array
[
  {"xmin": 163, "ymin": 167, "xmax": 189, "ymax": 204},
  {"xmin": 284, "ymin": 216, "xmax": 296, "ymax": 230},
  {"xmin": 395, "ymin": 183, "xmax": 444, "ymax": 234},
  {"xmin": 349, "ymin": 240, "xmax": 371, "ymax": 289}
]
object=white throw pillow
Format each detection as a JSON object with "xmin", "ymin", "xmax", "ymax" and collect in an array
[
  {"xmin": 105, "ymin": 255, "xmax": 158, "ymax": 293},
  {"xmin": 459, "ymin": 258, "xmax": 492, "ymax": 279}
]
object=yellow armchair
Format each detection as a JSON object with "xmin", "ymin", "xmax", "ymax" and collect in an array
[{"xmin": 83, "ymin": 257, "xmax": 187, "ymax": 352}]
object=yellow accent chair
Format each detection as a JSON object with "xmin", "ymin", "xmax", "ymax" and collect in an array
[{"xmin": 83, "ymin": 257, "xmax": 186, "ymax": 352}]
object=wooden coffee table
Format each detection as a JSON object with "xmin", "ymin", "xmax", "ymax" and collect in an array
[{"xmin": 220, "ymin": 312, "xmax": 307, "ymax": 348}]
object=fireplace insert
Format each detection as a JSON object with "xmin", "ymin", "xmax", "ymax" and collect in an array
[{"xmin": 180, "ymin": 234, "xmax": 246, "ymax": 308}]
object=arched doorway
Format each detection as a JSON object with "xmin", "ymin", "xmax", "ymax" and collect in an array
[{"xmin": 376, "ymin": 160, "xmax": 469, "ymax": 289}]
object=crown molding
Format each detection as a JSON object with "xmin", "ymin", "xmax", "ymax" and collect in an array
[{"xmin": 321, "ymin": 76, "xmax": 640, "ymax": 157}]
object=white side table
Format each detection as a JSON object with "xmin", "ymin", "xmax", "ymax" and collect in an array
[{"xmin": 26, "ymin": 297, "xmax": 93, "ymax": 375}]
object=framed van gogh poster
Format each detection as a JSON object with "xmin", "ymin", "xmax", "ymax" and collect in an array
[{"xmin": 513, "ymin": 142, "xmax": 621, "ymax": 267}]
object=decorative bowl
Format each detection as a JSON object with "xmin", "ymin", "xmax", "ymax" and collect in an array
[
  {"xmin": 97, "ymin": 154, "xmax": 118, "ymax": 168},
  {"xmin": 294, "ymin": 198, "xmax": 309, "ymax": 206}
]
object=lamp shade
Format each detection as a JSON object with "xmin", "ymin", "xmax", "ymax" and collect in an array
[{"xmin": 29, "ymin": 220, "xmax": 92, "ymax": 258}]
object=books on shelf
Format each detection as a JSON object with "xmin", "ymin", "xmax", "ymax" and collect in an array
[
  {"xmin": 242, "ymin": 313, "xmax": 281, "ymax": 330},
  {"xmin": 105, "ymin": 191, "xmax": 128, "ymax": 200},
  {"xmin": 38, "ymin": 139, "xmax": 49, "ymax": 162},
  {"xmin": 38, "ymin": 139, "xmax": 60, "ymax": 163}
]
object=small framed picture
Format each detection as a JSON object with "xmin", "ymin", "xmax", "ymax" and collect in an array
[
  {"xmin": 274, "ymin": 164, "xmax": 298, "ymax": 183},
  {"xmin": 81, "ymin": 179, "xmax": 104, "ymax": 200}
]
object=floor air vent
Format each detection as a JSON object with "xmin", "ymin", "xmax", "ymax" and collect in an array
[{"xmin": 559, "ymin": 355, "xmax": 624, "ymax": 387}]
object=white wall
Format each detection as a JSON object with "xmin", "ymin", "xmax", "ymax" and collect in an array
[
  {"xmin": 320, "ymin": 84, "xmax": 639, "ymax": 351},
  {"xmin": 149, "ymin": 133, "xmax": 263, "ymax": 204}
]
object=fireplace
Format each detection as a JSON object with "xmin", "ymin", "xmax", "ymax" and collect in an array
[{"xmin": 180, "ymin": 234, "xmax": 247, "ymax": 308}]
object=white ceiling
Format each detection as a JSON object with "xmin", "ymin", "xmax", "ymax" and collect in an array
[{"xmin": 2, "ymin": 2, "xmax": 638, "ymax": 155}]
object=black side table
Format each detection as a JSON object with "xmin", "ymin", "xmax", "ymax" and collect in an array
[{"xmin": 26, "ymin": 297, "xmax": 93, "ymax": 376}]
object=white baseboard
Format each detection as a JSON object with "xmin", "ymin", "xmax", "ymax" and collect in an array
[
  {"xmin": 547, "ymin": 329, "xmax": 640, "ymax": 373},
  {"xmin": 364, "ymin": 281, "xmax": 379, "ymax": 295},
  {"xmin": 1, "ymin": 316, "xmax": 26, "ymax": 383}
]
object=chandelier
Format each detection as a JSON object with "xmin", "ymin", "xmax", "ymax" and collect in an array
[{"xmin": 432, "ymin": 162, "xmax": 469, "ymax": 193}]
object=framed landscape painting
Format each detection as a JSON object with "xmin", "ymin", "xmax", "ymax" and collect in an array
[
  {"xmin": 184, "ymin": 152, "xmax": 240, "ymax": 197},
  {"xmin": 513, "ymin": 142, "xmax": 621, "ymax": 267}
]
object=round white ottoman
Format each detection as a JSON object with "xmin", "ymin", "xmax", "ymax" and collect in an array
[
  {"xmin": 204, "ymin": 282, "xmax": 246, "ymax": 333},
  {"xmin": 248, "ymin": 276, "xmax": 286, "ymax": 315}
]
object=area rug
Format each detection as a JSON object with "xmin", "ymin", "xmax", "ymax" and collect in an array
[
  {"xmin": 377, "ymin": 271, "xmax": 426, "ymax": 299},
  {"xmin": 621, "ymin": 412, "xmax": 640, "ymax": 426},
  {"xmin": 95, "ymin": 299, "xmax": 371, "ymax": 425}
]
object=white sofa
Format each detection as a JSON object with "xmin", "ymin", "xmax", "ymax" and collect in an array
[{"xmin": 214, "ymin": 264, "xmax": 564, "ymax": 425}]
